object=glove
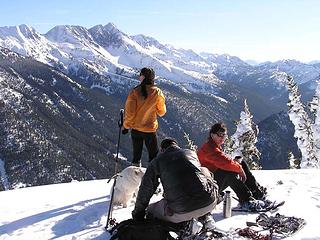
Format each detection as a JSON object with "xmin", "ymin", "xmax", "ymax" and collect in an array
[
  {"xmin": 132, "ymin": 210, "xmax": 145, "ymax": 221},
  {"xmin": 122, "ymin": 128, "xmax": 129, "ymax": 135}
]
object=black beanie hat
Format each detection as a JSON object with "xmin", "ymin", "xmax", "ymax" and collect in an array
[{"xmin": 160, "ymin": 138, "xmax": 178, "ymax": 150}]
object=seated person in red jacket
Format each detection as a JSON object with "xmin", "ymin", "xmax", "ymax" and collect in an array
[{"xmin": 197, "ymin": 123, "xmax": 267, "ymax": 210}]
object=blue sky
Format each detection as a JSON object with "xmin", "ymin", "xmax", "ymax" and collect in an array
[{"xmin": 0, "ymin": 0, "xmax": 319, "ymax": 62}]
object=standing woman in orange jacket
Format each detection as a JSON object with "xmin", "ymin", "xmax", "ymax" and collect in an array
[{"xmin": 122, "ymin": 67, "xmax": 166, "ymax": 166}]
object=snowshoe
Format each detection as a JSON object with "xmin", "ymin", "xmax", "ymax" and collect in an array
[
  {"xmin": 233, "ymin": 200, "xmax": 285, "ymax": 213},
  {"xmin": 255, "ymin": 213, "xmax": 306, "ymax": 237}
]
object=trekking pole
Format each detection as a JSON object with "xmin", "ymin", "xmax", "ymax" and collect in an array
[
  {"xmin": 105, "ymin": 109, "xmax": 124, "ymax": 230},
  {"xmin": 114, "ymin": 109, "xmax": 124, "ymax": 174}
]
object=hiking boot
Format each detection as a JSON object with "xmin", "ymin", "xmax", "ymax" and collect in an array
[
  {"xmin": 252, "ymin": 185, "xmax": 268, "ymax": 200},
  {"xmin": 252, "ymin": 189, "xmax": 266, "ymax": 200},
  {"xmin": 263, "ymin": 199, "xmax": 273, "ymax": 207},
  {"xmin": 240, "ymin": 198, "xmax": 266, "ymax": 211}
]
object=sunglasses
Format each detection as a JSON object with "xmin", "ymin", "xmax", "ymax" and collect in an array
[{"xmin": 216, "ymin": 132, "xmax": 227, "ymax": 138}]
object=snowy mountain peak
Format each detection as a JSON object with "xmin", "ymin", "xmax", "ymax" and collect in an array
[
  {"xmin": 44, "ymin": 25, "xmax": 67, "ymax": 39},
  {"xmin": 199, "ymin": 52, "xmax": 251, "ymax": 75},
  {"xmin": 278, "ymin": 59, "xmax": 303, "ymax": 65},
  {"xmin": 132, "ymin": 34, "xmax": 162, "ymax": 48},
  {"xmin": 177, "ymin": 48, "xmax": 205, "ymax": 61},
  {"xmin": 0, "ymin": 24, "xmax": 41, "ymax": 41},
  {"xmin": 261, "ymin": 59, "xmax": 306, "ymax": 68},
  {"xmin": 201, "ymin": 52, "xmax": 249, "ymax": 66},
  {"xmin": 17, "ymin": 24, "xmax": 40, "ymax": 39},
  {"xmin": 257, "ymin": 59, "xmax": 320, "ymax": 84},
  {"xmin": 103, "ymin": 22, "xmax": 120, "ymax": 32},
  {"xmin": 88, "ymin": 23, "xmax": 129, "ymax": 49},
  {"xmin": 45, "ymin": 25, "xmax": 94, "ymax": 43},
  {"xmin": 93, "ymin": 22, "xmax": 128, "ymax": 38},
  {"xmin": 88, "ymin": 24, "xmax": 104, "ymax": 34},
  {"xmin": 0, "ymin": 25, "xmax": 58, "ymax": 64}
]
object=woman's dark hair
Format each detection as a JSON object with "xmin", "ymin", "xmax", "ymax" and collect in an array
[
  {"xmin": 140, "ymin": 67, "xmax": 155, "ymax": 99},
  {"xmin": 209, "ymin": 122, "xmax": 227, "ymax": 139}
]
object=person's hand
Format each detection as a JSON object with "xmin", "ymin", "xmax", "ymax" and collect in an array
[
  {"xmin": 122, "ymin": 128, "xmax": 129, "ymax": 135},
  {"xmin": 238, "ymin": 169, "xmax": 247, "ymax": 182},
  {"xmin": 234, "ymin": 156, "xmax": 243, "ymax": 163}
]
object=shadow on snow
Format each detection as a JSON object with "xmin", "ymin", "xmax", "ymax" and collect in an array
[{"xmin": 0, "ymin": 195, "xmax": 111, "ymax": 240}]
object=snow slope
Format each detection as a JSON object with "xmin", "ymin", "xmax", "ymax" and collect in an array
[
  {"xmin": 0, "ymin": 25, "xmax": 63, "ymax": 65},
  {"xmin": 0, "ymin": 169, "xmax": 319, "ymax": 240}
]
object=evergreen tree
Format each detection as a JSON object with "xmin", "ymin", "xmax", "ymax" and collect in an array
[
  {"xmin": 223, "ymin": 135, "xmax": 234, "ymax": 157},
  {"xmin": 183, "ymin": 132, "xmax": 197, "ymax": 151},
  {"xmin": 230, "ymin": 99, "xmax": 261, "ymax": 169},
  {"xmin": 309, "ymin": 80, "xmax": 320, "ymax": 167},
  {"xmin": 288, "ymin": 151, "xmax": 300, "ymax": 169},
  {"xmin": 275, "ymin": 72, "xmax": 318, "ymax": 168}
]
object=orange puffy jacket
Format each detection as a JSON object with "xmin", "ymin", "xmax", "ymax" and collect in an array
[
  {"xmin": 197, "ymin": 140, "xmax": 243, "ymax": 173},
  {"xmin": 123, "ymin": 85, "xmax": 166, "ymax": 132}
]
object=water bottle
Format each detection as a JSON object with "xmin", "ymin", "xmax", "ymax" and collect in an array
[{"xmin": 223, "ymin": 191, "xmax": 232, "ymax": 218}]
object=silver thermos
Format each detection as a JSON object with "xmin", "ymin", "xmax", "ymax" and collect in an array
[{"xmin": 223, "ymin": 190, "xmax": 232, "ymax": 218}]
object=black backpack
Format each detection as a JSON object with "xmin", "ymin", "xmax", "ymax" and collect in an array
[{"xmin": 109, "ymin": 218, "xmax": 182, "ymax": 240}]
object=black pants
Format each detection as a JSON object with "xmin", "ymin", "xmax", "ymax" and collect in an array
[
  {"xmin": 131, "ymin": 129, "xmax": 159, "ymax": 164},
  {"xmin": 213, "ymin": 160, "xmax": 263, "ymax": 203}
]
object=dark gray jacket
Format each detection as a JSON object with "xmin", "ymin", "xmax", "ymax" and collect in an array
[{"xmin": 132, "ymin": 146, "xmax": 217, "ymax": 218}]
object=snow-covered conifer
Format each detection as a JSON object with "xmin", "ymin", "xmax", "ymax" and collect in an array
[
  {"xmin": 223, "ymin": 135, "xmax": 234, "ymax": 157},
  {"xmin": 183, "ymin": 132, "xmax": 197, "ymax": 151},
  {"xmin": 309, "ymin": 80, "xmax": 320, "ymax": 167},
  {"xmin": 288, "ymin": 151, "xmax": 300, "ymax": 169},
  {"xmin": 274, "ymin": 72, "xmax": 318, "ymax": 168},
  {"xmin": 230, "ymin": 99, "xmax": 261, "ymax": 169}
]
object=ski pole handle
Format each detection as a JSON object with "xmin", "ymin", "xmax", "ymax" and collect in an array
[{"xmin": 118, "ymin": 109, "xmax": 124, "ymax": 127}]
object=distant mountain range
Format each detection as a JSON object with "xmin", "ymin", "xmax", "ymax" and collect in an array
[{"xmin": 0, "ymin": 23, "xmax": 319, "ymax": 190}]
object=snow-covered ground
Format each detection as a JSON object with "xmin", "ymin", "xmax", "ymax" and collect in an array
[{"xmin": 0, "ymin": 169, "xmax": 319, "ymax": 240}]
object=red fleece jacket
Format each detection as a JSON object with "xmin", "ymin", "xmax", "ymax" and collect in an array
[{"xmin": 197, "ymin": 140, "xmax": 243, "ymax": 173}]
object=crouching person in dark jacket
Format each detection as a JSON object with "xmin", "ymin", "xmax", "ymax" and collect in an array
[{"xmin": 132, "ymin": 138, "xmax": 218, "ymax": 223}]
